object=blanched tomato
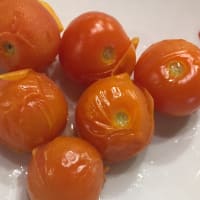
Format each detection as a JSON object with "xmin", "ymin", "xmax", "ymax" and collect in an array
[
  {"xmin": 59, "ymin": 11, "xmax": 137, "ymax": 84},
  {"xmin": 27, "ymin": 136, "xmax": 104, "ymax": 200},
  {"xmin": 134, "ymin": 39, "xmax": 200, "ymax": 116},
  {"xmin": 0, "ymin": 0, "xmax": 61, "ymax": 71},
  {"xmin": 75, "ymin": 73, "xmax": 154, "ymax": 163},
  {"xmin": 0, "ymin": 69, "xmax": 68, "ymax": 152}
]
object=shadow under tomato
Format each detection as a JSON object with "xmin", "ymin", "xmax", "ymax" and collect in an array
[
  {"xmin": 101, "ymin": 150, "xmax": 146, "ymax": 198},
  {"xmin": 149, "ymin": 111, "xmax": 199, "ymax": 165},
  {"xmin": 105, "ymin": 157, "xmax": 138, "ymax": 175},
  {"xmin": 45, "ymin": 60, "xmax": 86, "ymax": 138},
  {"xmin": 154, "ymin": 111, "xmax": 191, "ymax": 138},
  {"xmin": 0, "ymin": 144, "xmax": 31, "ymax": 166},
  {"xmin": 46, "ymin": 60, "xmax": 87, "ymax": 103}
]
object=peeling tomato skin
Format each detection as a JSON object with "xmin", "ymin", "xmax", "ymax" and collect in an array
[{"xmin": 59, "ymin": 11, "xmax": 136, "ymax": 84}]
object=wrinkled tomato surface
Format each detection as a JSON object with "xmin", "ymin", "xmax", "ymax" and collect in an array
[
  {"xmin": 0, "ymin": 69, "xmax": 68, "ymax": 152},
  {"xmin": 27, "ymin": 136, "xmax": 104, "ymax": 200},
  {"xmin": 134, "ymin": 39, "xmax": 200, "ymax": 116},
  {"xmin": 76, "ymin": 73, "xmax": 154, "ymax": 163}
]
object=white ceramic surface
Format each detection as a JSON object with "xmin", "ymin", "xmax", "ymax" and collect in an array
[{"xmin": 1, "ymin": 0, "xmax": 200, "ymax": 200}]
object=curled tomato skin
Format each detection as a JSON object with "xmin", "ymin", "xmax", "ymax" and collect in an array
[
  {"xmin": 0, "ymin": 69, "xmax": 68, "ymax": 152},
  {"xmin": 59, "ymin": 11, "xmax": 136, "ymax": 85},
  {"xmin": 27, "ymin": 136, "xmax": 104, "ymax": 200},
  {"xmin": 75, "ymin": 73, "xmax": 154, "ymax": 163},
  {"xmin": 134, "ymin": 39, "xmax": 200, "ymax": 116}
]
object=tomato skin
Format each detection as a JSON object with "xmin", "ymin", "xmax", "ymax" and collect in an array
[
  {"xmin": 0, "ymin": 0, "xmax": 60, "ymax": 71},
  {"xmin": 75, "ymin": 73, "xmax": 154, "ymax": 163},
  {"xmin": 27, "ymin": 136, "xmax": 104, "ymax": 200},
  {"xmin": 59, "ymin": 11, "xmax": 136, "ymax": 84},
  {"xmin": 134, "ymin": 39, "xmax": 200, "ymax": 116},
  {"xmin": 0, "ymin": 69, "xmax": 68, "ymax": 152}
]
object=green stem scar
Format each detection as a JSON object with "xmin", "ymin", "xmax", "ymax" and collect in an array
[
  {"xmin": 102, "ymin": 46, "xmax": 116, "ymax": 65},
  {"xmin": 114, "ymin": 111, "xmax": 129, "ymax": 127},
  {"xmin": 2, "ymin": 42, "xmax": 15, "ymax": 56},
  {"xmin": 167, "ymin": 61, "xmax": 184, "ymax": 78}
]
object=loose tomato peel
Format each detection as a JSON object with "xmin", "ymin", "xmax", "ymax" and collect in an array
[
  {"xmin": 59, "ymin": 11, "xmax": 138, "ymax": 84},
  {"xmin": 0, "ymin": 68, "xmax": 30, "ymax": 80},
  {"xmin": 112, "ymin": 37, "xmax": 139, "ymax": 75},
  {"xmin": 38, "ymin": 0, "xmax": 64, "ymax": 32}
]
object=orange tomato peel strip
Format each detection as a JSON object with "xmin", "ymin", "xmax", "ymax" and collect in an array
[
  {"xmin": 112, "ymin": 37, "xmax": 139, "ymax": 75},
  {"xmin": 131, "ymin": 37, "xmax": 139, "ymax": 49},
  {"xmin": 0, "ymin": 68, "xmax": 30, "ymax": 80},
  {"xmin": 38, "ymin": 0, "xmax": 64, "ymax": 32}
]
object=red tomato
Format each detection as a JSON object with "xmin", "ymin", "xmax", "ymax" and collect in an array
[
  {"xmin": 0, "ymin": 69, "xmax": 68, "ymax": 152},
  {"xmin": 27, "ymin": 136, "xmax": 104, "ymax": 200},
  {"xmin": 59, "ymin": 11, "xmax": 137, "ymax": 84},
  {"xmin": 75, "ymin": 73, "xmax": 154, "ymax": 163},
  {"xmin": 134, "ymin": 39, "xmax": 200, "ymax": 116}
]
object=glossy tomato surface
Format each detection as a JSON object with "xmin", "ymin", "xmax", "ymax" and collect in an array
[
  {"xmin": 27, "ymin": 136, "xmax": 104, "ymax": 200},
  {"xmin": 0, "ymin": 69, "xmax": 68, "ymax": 152},
  {"xmin": 134, "ymin": 39, "xmax": 200, "ymax": 116},
  {"xmin": 75, "ymin": 73, "xmax": 154, "ymax": 163},
  {"xmin": 59, "ymin": 11, "xmax": 136, "ymax": 84},
  {"xmin": 0, "ymin": 0, "xmax": 61, "ymax": 71}
]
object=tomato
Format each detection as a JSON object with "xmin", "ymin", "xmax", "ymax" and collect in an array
[
  {"xmin": 0, "ymin": 0, "xmax": 61, "ymax": 71},
  {"xmin": 59, "ymin": 11, "xmax": 137, "ymax": 84},
  {"xmin": 0, "ymin": 69, "xmax": 68, "ymax": 152},
  {"xmin": 27, "ymin": 136, "xmax": 104, "ymax": 200},
  {"xmin": 75, "ymin": 73, "xmax": 154, "ymax": 163},
  {"xmin": 134, "ymin": 39, "xmax": 200, "ymax": 116}
]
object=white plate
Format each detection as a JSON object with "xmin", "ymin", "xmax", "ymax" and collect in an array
[{"xmin": 1, "ymin": 0, "xmax": 200, "ymax": 200}]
